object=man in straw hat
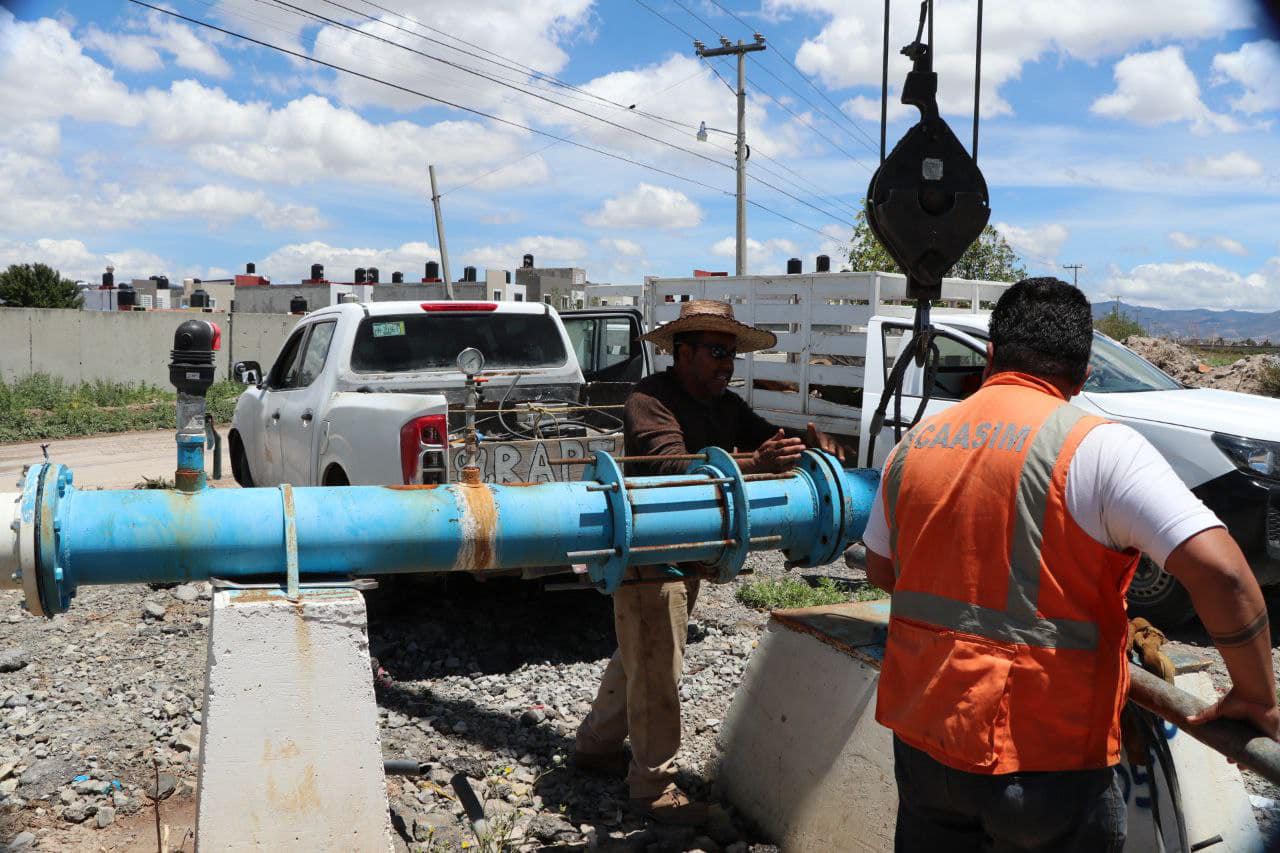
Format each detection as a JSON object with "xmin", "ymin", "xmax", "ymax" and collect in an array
[{"xmin": 573, "ymin": 299, "xmax": 844, "ymax": 824}]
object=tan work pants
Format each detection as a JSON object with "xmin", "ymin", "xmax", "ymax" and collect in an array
[{"xmin": 575, "ymin": 566, "xmax": 701, "ymax": 799}]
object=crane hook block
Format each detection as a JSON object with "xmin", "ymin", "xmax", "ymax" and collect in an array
[{"xmin": 865, "ymin": 38, "xmax": 990, "ymax": 301}]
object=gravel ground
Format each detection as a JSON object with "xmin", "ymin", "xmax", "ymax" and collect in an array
[{"xmin": 1, "ymin": 554, "xmax": 1276, "ymax": 852}]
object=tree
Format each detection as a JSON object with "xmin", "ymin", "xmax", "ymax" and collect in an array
[
  {"xmin": 847, "ymin": 204, "xmax": 1028, "ymax": 283},
  {"xmin": 1094, "ymin": 303, "xmax": 1146, "ymax": 341},
  {"xmin": 0, "ymin": 263, "xmax": 82, "ymax": 309}
]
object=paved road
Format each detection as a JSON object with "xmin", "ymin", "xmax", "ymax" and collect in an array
[{"xmin": 0, "ymin": 427, "xmax": 234, "ymax": 490}]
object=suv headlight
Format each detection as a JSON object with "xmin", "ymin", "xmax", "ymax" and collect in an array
[{"xmin": 1212, "ymin": 433, "xmax": 1280, "ymax": 480}]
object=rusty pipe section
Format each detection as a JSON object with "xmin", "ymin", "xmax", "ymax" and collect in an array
[
  {"xmin": 1128, "ymin": 663, "xmax": 1280, "ymax": 786},
  {"xmin": 6, "ymin": 448, "xmax": 878, "ymax": 616}
]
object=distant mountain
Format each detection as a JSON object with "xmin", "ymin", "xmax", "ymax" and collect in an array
[{"xmin": 1092, "ymin": 300, "xmax": 1280, "ymax": 343}]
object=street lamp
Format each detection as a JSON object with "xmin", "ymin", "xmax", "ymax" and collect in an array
[{"xmin": 696, "ymin": 122, "xmax": 750, "ymax": 272}]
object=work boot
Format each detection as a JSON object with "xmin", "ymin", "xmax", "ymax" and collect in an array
[
  {"xmin": 572, "ymin": 748, "xmax": 629, "ymax": 778},
  {"xmin": 630, "ymin": 786, "xmax": 709, "ymax": 826}
]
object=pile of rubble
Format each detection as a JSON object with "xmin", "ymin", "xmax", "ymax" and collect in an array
[{"xmin": 1121, "ymin": 337, "xmax": 1280, "ymax": 396}]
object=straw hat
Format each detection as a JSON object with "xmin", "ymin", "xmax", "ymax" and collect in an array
[{"xmin": 640, "ymin": 299, "xmax": 776, "ymax": 354}]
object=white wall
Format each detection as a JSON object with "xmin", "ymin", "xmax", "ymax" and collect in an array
[{"xmin": 0, "ymin": 308, "xmax": 299, "ymax": 387}]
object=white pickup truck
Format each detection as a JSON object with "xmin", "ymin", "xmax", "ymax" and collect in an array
[
  {"xmin": 228, "ymin": 300, "xmax": 647, "ymax": 489},
  {"xmin": 646, "ymin": 271, "xmax": 1280, "ymax": 625}
]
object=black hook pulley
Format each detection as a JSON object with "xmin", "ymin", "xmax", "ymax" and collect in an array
[{"xmin": 866, "ymin": 3, "xmax": 990, "ymax": 301}]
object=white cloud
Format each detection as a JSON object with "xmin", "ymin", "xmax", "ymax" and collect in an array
[
  {"xmin": 1212, "ymin": 40, "xmax": 1280, "ymax": 114},
  {"xmin": 81, "ymin": 13, "xmax": 231, "ymax": 78},
  {"xmin": 842, "ymin": 95, "xmax": 910, "ymax": 123},
  {"xmin": 710, "ymin": 236, "xmax": 800, "ymax": 272},
  {"xmin": 773, "ymin": 0, "xmax": 1253, "ymax": 121},
  {"xmin": 1101, "ymin": 257, "xmax": 1280, "ymax": 311},
  {"xmin": 0, "ymin": 237, "xmax": 174, "ymax": 283},
  {"xmin": 465, "ymin": 236, "xmax": 590, "ymax": 272},
  {"xmin": 0, "ymin": 15, "xmax": 554, "ymax": 197},
  {"xmin": 598, "ymin": 238, "xmax": 644, "ymax": 257},
  {"xmin": 258, "ymin": 241, "xmax": 441, "ymax": 283},
  {"xmin": 1186, "ymin": 151, "xmax": 1264, "ymax": 178},
  {"xmin": 1091, "ymin": 47, "xmax": 1240, "ymax": 133},
  {"xmin": 993, "ymin": 222, "xmax": 1069, "ymax": 263},
  {"xmin": 583, "ymin": 184, "xmax": 703, "ymax": 230},
  {"xmin": 1165, "ymin": 231, "xmax": 1249, "ymax": 255},
  {"xmin": 307, "ymin": 0, "xmax": 593, "ymax": 114}
]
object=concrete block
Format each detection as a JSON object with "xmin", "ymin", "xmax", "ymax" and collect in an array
[
  {"xmin": 196, "ymin": 588, "xmax": 389, "ymax": 851},
  {"xmin": 718, "ymin": 601, "xmax": 1263, "ymax": 852}
]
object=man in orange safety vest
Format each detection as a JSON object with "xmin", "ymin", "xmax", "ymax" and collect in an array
[{"xmin": 862, "ymin": 277, "xmax": 1279, "ymax": 851}]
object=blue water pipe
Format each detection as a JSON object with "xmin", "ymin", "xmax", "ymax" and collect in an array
[
  {"xmin": 0, "ymin": 317, "xmax": 878, "ymax": 616},
  {"xmin": 2, "ymin": 447, "xmax": 877, "ymax": 617}
]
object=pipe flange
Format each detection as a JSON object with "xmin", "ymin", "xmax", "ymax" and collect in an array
[
  {"xmin": 582, "ymin": 451, "xmax": 631, "ymax": 594},
  {"xmin": 17, "ymin": 463, "xmax": 71, "ymax": 617},
  {"xmin": 790, "ymin": 450, "xmax": 845, "ymax": 568},
  {"xmin": 688, "ymin": 447, "xmax": 749, "ymax": 583}
]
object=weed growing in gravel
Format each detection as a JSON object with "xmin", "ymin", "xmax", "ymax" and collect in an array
[
  {"xmin": 736, "ymin": 575, "xmax": 886, "ymax": 610},
  {"xmin": 0, "ymin": 374, "xmax": 245, "ymax": 441},
  {"xmin": 1260, "ymin": 365, "xmax": 1280, "ymax": 399}
]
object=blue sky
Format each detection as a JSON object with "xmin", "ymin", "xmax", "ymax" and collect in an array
[{"xmin": 2, "ymin": 0, "xmax": 1278, "ymax": 310}]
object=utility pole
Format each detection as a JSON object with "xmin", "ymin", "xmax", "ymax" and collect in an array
[
  {"xmin": 696, "ymin": 34, "xmax": 766, "ymax": 276},
  {"xmin": 1062, "ymin": 263, "xmax": 1083, "ymax": 287},
  {"xmin": 428, "ymin": 164, "xmax": 454, "ymax": 299}
]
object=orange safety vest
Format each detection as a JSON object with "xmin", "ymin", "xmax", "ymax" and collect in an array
[{"xmin": 875, "ymin": 371, "xmax": 1140, "ymax": 774}]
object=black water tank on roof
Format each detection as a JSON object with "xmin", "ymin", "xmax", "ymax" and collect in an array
[
  {"xmin": 463, "ymin": 266, "xmax": 477, "ymax": 282},
  {"xmin": 116, "ymin": 283, "xmax": 136, "ymax": 310},
  {"xmin": 425, "ymin": 261, "xmax": 440, "ymax": 280},
  {"xmin": 290, "ymin": 296, "xmax": 308, "ymax": 314},
  {"xmin": 310, "ymin": 263, "xmax": 324, "ymax": 281},
  {"xmin": 189, "ymin": 289, "xmax": 210, "ymax": 308},
  {"xmin": 787, "ymin": 257, "xmax": 802, "ymax": 274},
  {"xmin": 355, "ymin": 268, "xmax": 367, "ymax": 284},
  {"xmin": 367, "ymin": 267, "xmax": 380, "ymax": 283},
  {"xmin": 392, "ymin": 271, "xmax": 404, "ymax": 284},
  {"xmin": 156, "ymin": 276, "xmax": 170, "ymax": 289},
  {"xmin": 816, "ymin": 255, "xmax": 831, "ymax": 273},
  {"xmin": 101, "ymin": 269, "xmax": 114, "ymax": 289},
  {"xmin": 522, "ymin": 254, "xmax": 534, "ymax": 268},
  {"xmin": 246, "ymin": 262, "xmax": 256, "ymax": 274}
]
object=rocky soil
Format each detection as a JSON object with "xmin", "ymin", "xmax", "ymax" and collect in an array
[
  {"xmin": 0, "ymin": 552, "xmax": 859, "ymax": 852},
  {"xmin": 1123, "ymin": 336, "xmax": 1280, "ymax": 395},
  {"xmin": 1, "ymin": 550, "xmax": 1278, "ymax": 851}
]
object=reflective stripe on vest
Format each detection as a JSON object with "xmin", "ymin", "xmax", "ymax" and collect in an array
[{"xmin": 884, "ymin": 404, "xmax": 1099, "ymax": 651}]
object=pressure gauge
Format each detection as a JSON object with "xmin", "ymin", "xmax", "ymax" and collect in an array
[{"xmin": 456, "ymin": 347, "xmax": 485, "ymax": 377}]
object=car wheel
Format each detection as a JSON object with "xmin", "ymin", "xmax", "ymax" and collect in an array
[
  {"xmin": 1126, "ymin": 555, "xmax": 1195, "ymax": 628},
  {"xmin": 230, "ymin": 435, "xmax": 254, "ymax": 488}
]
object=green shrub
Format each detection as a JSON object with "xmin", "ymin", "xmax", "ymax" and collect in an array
[
  {"xmin": 735, "ymin": 575, "xmax": 887, "ymax": 610},
  {"xmin": 0, "ymin": 374, "xmax": 246, "ymax": 441},
  {"xmin": 1094, "ymin": 305, "xmax": 1147, "ymax": 341},
  {"xmin": 1260, "ymin": 365, "xmax": 1280, "ymax": 399}
]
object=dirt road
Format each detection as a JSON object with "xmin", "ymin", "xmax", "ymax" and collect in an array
[{"xmin": 0, "ymin": 427, "xmax": 232, "ymax": 490}]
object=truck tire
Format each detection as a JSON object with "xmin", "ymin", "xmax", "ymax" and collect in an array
[
  {"xmin": 1126, "ymin": 556, "xmax": 1195, "ymax": 628},
  {"xmin": 229, "ymin": 433, "xmax": 254, "ymax": 488}
]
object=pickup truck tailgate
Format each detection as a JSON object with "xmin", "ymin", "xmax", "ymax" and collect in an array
[{"xmin": 452, "ymin": 436, "xmax": 623, "ymax": 483}]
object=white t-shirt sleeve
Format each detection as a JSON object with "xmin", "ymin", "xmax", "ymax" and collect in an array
[
  {"xmin": 860, "ymin": 448, "xmax": 896, "ymax": 558},
  {"xmin": 1066, "ymin": 423, "xmax": 1223, "ymax": 567}
]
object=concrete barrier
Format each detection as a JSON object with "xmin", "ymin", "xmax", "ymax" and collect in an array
[
  {"xmin": 196, "ymin": 587, "xmax": 390, "ymax": 850},
  {"xmin": 0, "ymin": 308, "xmax": 298, "ymax": 387},
  {"xmin": 717, "ymin": 601, "xmax": 1264, "ymax": 852}
]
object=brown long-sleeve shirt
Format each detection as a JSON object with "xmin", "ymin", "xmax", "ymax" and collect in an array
[{"xmin": 623, "ymin": 369, "xmax": 778, "ymax": 476}]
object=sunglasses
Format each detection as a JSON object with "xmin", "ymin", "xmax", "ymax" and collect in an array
[{"xmin": 685, "ymin": 341, "xmax": 737, "ymax": 360}]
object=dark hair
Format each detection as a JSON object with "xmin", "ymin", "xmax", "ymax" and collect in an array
[
  {"xmin": 671, "ymin": 331, "xmax": 697, "ymax": 364},
  {"xmin": 988, "ymin": 277, "xmax": 1093, "ymax": 385}
]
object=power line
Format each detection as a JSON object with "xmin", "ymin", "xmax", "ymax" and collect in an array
[
  {"xmin": 631, "ymin": 0, "xmax": 700, "ymax": 41},
  {"xmin": 264, "ymin": 0, "xmax": 855, "ymax": 226},
  {"xmin": 130, "ymin": 0, "xmax": 855, "ymax": 245},
  {"xmin": 670, "ymin": 0, "xmax": 723, "ymax": 37},
  {"xmin": 749, "ymin": 55, "xmax": 879, "ymax": 156}
]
